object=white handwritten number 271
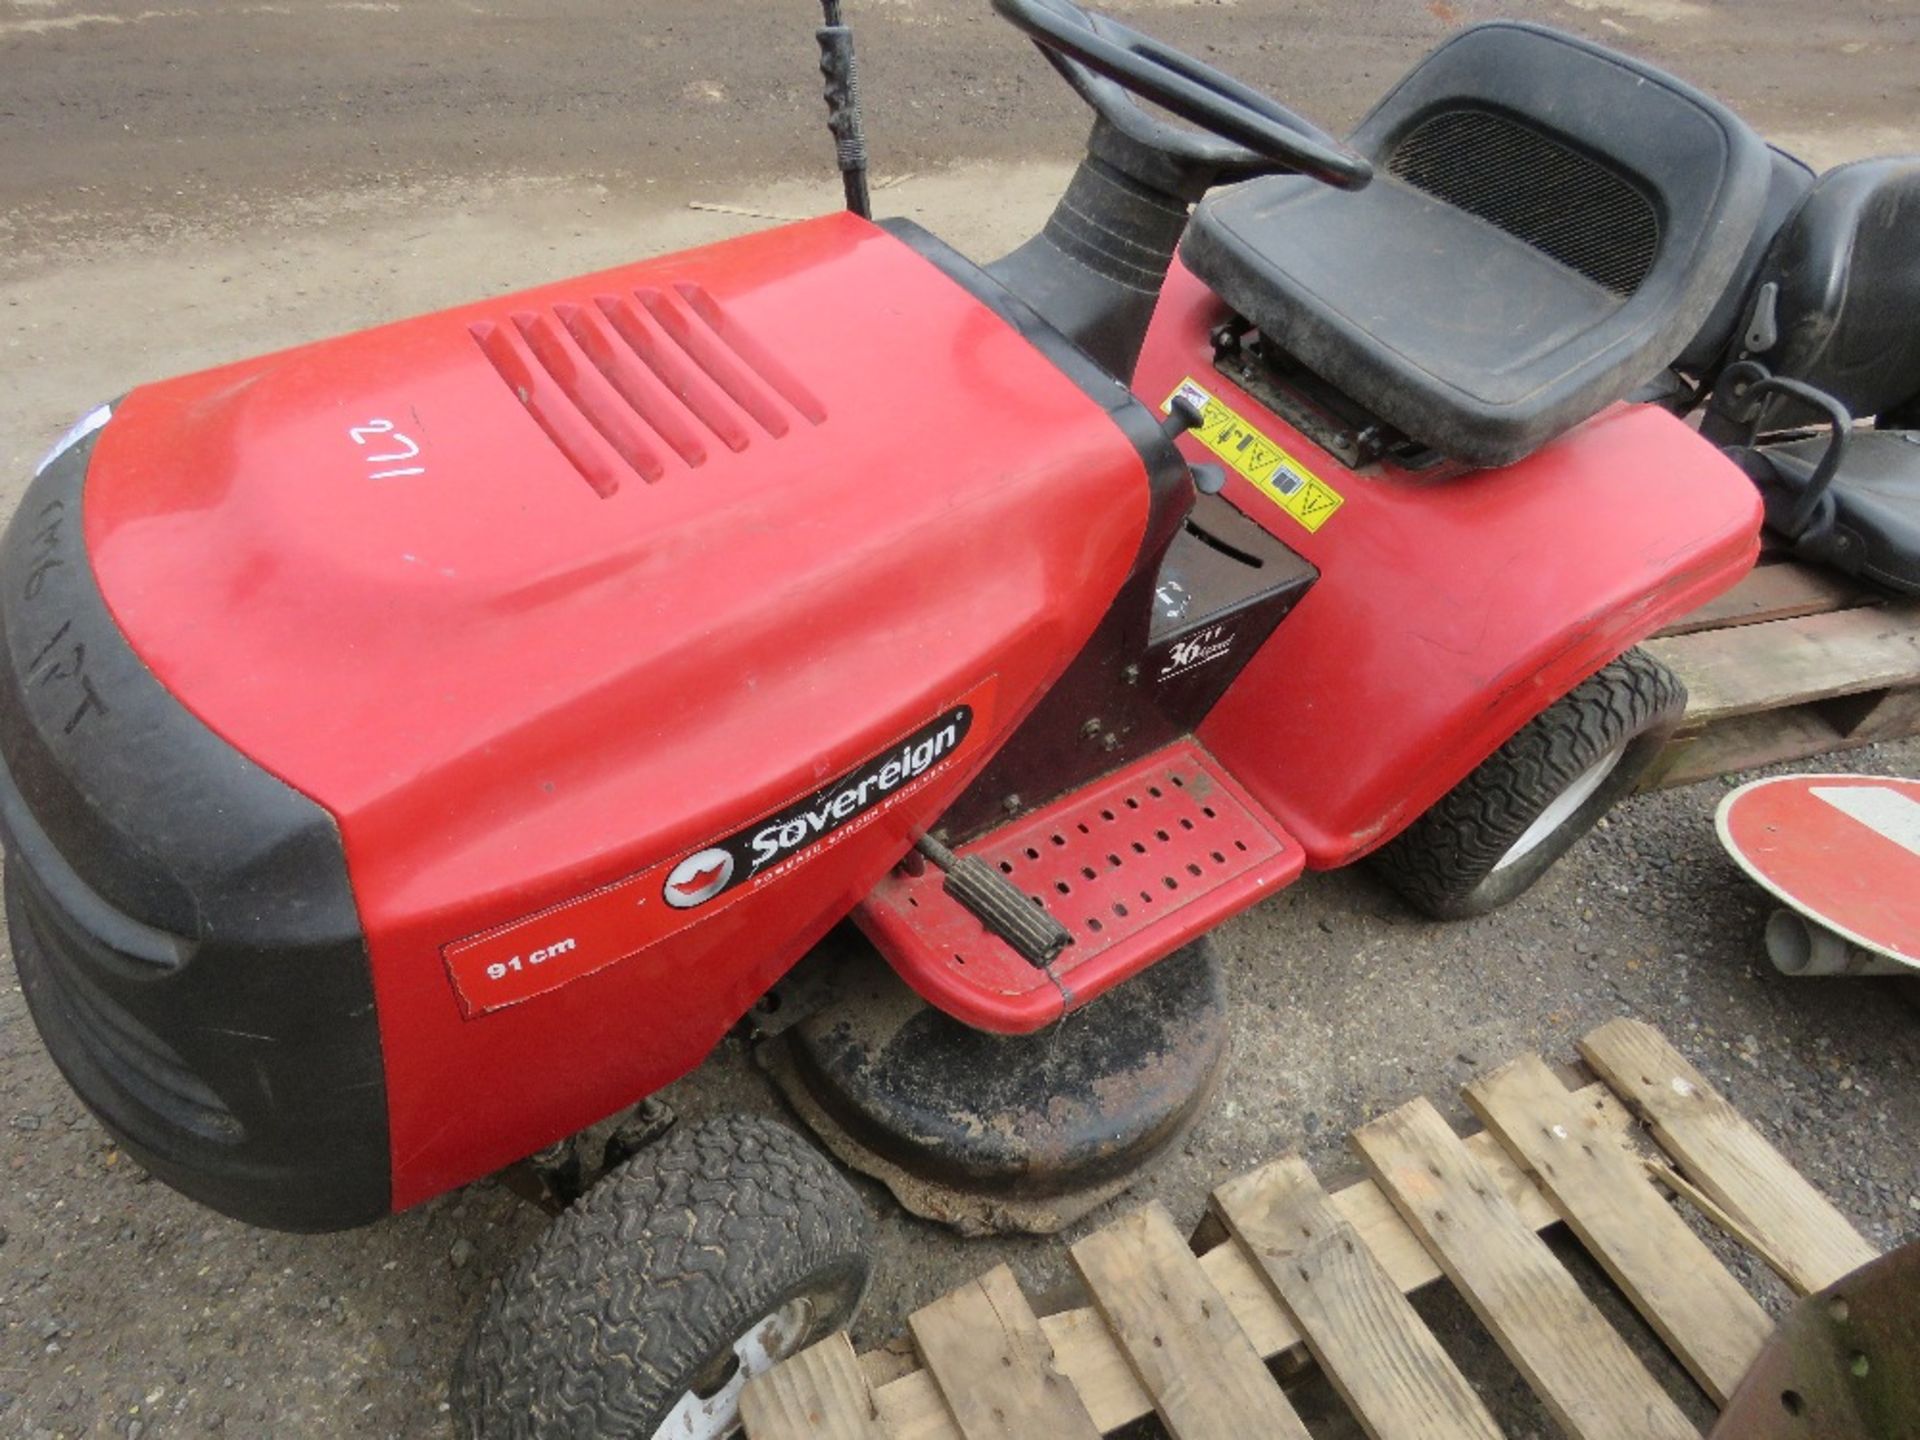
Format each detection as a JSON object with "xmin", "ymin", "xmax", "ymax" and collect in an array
[{"xmin": 349, "ymin": 419, "xmax": 424, "ymax": 480}]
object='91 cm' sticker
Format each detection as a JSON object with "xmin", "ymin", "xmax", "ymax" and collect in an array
[{"xmin": 440, "ymin": 676, "xmax": 998, "ymax": 1017}]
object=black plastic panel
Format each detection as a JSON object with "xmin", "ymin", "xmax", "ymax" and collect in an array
[
  {"xmin": 0, "ymin": 428, "xmax": 391, "ymax": 1232},
  {"xmin": 1145, "ymin": 494, "xmax": 1317, "ymax": 720},
  {"xmin": 880, "ymin": 223, "xmax": 1318, "ymax": 843}
]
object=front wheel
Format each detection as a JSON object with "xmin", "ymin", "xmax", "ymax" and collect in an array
[
  {"xmin": 1370, "ymin": 649, "xmax": 1686, "ymax": 920},
  {"xmin": 453, "ymin": 1114, "xmax": 871, "ymax": 1440}
]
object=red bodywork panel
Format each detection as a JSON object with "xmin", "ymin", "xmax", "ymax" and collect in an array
[
  {"xmin": 1135, "ymin": 260, "xmax": 1763, "ymax": 868},
  {"xmin": 858, "ymin": 739, "xmax": 1303, "ymax": 1032},
  {"xmin": 82, "ymin": 214, "xmax": 1152, "ymax": 1209}
]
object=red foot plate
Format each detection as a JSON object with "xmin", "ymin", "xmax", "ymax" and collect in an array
[
  {"xmin": 856, "ymin": 740, "xmax": 1304, "ymax": 1032},
  {"xmin": 1717, "ymin": 774, "xmax": 1920, "ymax": 969}
]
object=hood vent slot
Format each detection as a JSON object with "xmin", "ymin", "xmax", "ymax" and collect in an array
[{"xmin": 471, "ymin": 282, "xmax": 827, "ymax": 497}]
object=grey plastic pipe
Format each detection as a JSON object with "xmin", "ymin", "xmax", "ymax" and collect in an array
[{"xmin": 1764, "ymin": 908, "xmax": 1910, "ymax": 978}]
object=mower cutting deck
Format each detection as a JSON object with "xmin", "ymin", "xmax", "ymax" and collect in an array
[{"xmin": 762, "ymin": 932, "xmax": 1228, "ymax": 1235}]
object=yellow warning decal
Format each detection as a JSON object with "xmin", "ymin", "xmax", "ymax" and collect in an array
[{"xmin": 1164, "ymin": 378, "xmax": 1345, "ymax": 534}]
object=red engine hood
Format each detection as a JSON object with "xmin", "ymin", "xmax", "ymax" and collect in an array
[
  {"xmin": 88, "ymin": 213, "xmax": 1146, "ymax": 885},
  {"xmin": 79, "ymin": 214, "xmax": 1157, "ymax": 1179}
]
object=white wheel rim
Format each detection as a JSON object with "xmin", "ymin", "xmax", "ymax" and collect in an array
[
  {"xmin": 651, "ymin": 1296, "xmax": 814, "ymax": 1440},
  {"xmin": 1489, "ymin": 740, "xmax": 1630, "ymax": 875}
]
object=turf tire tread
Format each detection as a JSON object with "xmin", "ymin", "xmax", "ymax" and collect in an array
[
  {"xmin": 1369, "ymin": 649, "xmax": 1686, "ymax": 919},
  {"xmin": 453, "ymin": 1113, "xmax": 869, "ymax": 1440}
]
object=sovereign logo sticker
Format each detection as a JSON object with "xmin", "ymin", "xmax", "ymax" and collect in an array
[
  {"xmin": 663, "ymin": 848, "xmax": 736, "ymax": 909},
  {"xmin": 662, "ymin": 703, "xmax": 977, "ymax": 910},
  {"xmin": 439, "ymin": 675, "xmax": 999, "ymax": 1018}
]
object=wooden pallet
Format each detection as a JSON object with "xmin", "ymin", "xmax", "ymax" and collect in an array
[
  {"xmin": 1642, "ymin": 556, "xmax": 1920, "ymax": 790},
  {"xmin": 740, "ymin": 1019, "xmax": 1880, "ymax": 1440}
]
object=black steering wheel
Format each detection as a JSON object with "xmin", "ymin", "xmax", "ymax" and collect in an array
[{"xmin": 993, "ymin": 0, "xmax": 1371, "ymax": 192}]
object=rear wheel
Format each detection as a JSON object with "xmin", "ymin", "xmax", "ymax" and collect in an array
[
  {"xmin": 1370, "ymin": 649, "xmax": 1686, "ymax": 919},
  {"xmin": 453, "ymin": 1113, "xmax": 870, "ymax": 1440}
]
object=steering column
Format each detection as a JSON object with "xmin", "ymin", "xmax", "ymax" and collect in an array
[{"xmin": 985, "ymin": 0, "xmax": 1371, "ymax": 379}]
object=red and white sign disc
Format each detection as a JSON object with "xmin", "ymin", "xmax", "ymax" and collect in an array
[{"xmin": 1717, "ymin": 774, "xmax": 1920, "ymax": 968}]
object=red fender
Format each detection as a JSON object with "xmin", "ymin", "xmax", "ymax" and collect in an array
[{"xmin": 1134, "ymin": 259, "xmax": 1762, "ymax": 868}]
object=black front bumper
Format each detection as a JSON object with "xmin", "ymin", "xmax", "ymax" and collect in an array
[{"xmin": 0, "ymin": 425, "xmax": 391, "ymax": 1232}]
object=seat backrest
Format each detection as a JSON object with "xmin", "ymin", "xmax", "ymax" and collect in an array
[
  {"xmin": 1351, "ymin": 21, "xmax": 1770, "ymax": 339},
  {"xmin": 1677, "ymin": 146, "xmax": 1816, "ymax": 372},
  {"xmin": 1739, "ymin": 157, "xmax": 1920, "ymax": 421}
]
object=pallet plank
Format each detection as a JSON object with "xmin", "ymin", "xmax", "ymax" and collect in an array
[
  {"xmin": 1202, "ymin": 1086, "xmax": 1637, "ymax": 1351},
  {"xmin": 1356, "ymin": 1098, "xmax": 1697, "ymax": 1440},
  {"xmin": 1644, "ymin": 603, "xmax": 1920, "ymax": 725},
  {"xmin": 1039, "ymin": 1308, "xmax": 1152, "ymax": 1433},
  {"xmin": 872, "ymin": 1370, "xmax": 963, "ymax": 1440},
  {"xmin": 871, "ymin": 1082, "xmax": 1635, "ymax": 1438},
  {"xmin": 1642, "ymin": 707, "xmax": 1852, "ymax": 791},
  {"xmin": 1654, "ymin": 562, "xmax": 1868, "ymax": 637},
  {"xmin": 858, "ymin": 1342, "xmax": 920, "ymax": 1393},
  {"xmin": 1216, "ymin": 1155, "xmax": 1503, "ymax": 1440},
  {"xmin": 784, "ymin": 1029, "xmax": 1852, "ymax": 1440},
  {"xmin": 1579, "ymin": 1018, "xmax": 1878, "ymax": 1295},
  {"xmin": 907, "ymin": 1265, "xmax": 1101, "ymax": 1440},
  {"xmin": 741, "ymin": 1332, "xmax": 888, "ymax": 1440},
  {"xmin": 1466, "ymin": 1053, "xmax": 1774, "ymax": 1405},
  {"xmin": 1830, "ymin": 684, "xmax": 1920, "ymax": 742},
  {"xmin": 1072, "ymin": 1202, "xmax": 1312, "ymax": 1440}
]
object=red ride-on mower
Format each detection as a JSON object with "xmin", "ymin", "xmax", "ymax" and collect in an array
[{"xmin": 3, "ymin": 2, "xmax": 1795, "ymax": 1435}]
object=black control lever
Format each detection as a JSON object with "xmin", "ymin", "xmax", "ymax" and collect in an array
[
  {"xmin": 915, "ymin": 834, "xmax": 1073, "ymax": 967},
  {"xmin": 1191, "ymin": 463, "xmax": 1227, "ymax": 496},
  {"xmin": 1161, "ymin": 392, "xmax": 1205, "ymax": 441},
  {"xmin": 1716, "ymin": 361, "xmax": 1854, "ymax": 539},
  {"xmin": 1159, "ymin": 395, "xmax": 1226, "ymax": 494}
]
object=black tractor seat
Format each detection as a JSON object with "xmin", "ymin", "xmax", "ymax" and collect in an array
[
  {"xmin": 1182, "ymin": 21, "xmax": 1772, "ymax": 469},
  {"xmin": 1707, "ymin": 156, "xmax": 1920, "ymax": 596},
  {"xmin": 1746, "ymin": 432, "xmax": 1920, "ymax": 594}
]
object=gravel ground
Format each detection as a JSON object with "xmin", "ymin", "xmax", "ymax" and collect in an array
[
  {"xmin": 1, "ymin": 0, "xmax": 1918, "ymax": 1435},
  {"xmin": 4, "ymin": 741, "xmax": 1917, "ymax": 1439}
]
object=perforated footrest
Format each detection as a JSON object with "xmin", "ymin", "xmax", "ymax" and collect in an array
[{"xmin": 855, "ymin": 739, "xmax": 1303, "ymax": 1032}]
